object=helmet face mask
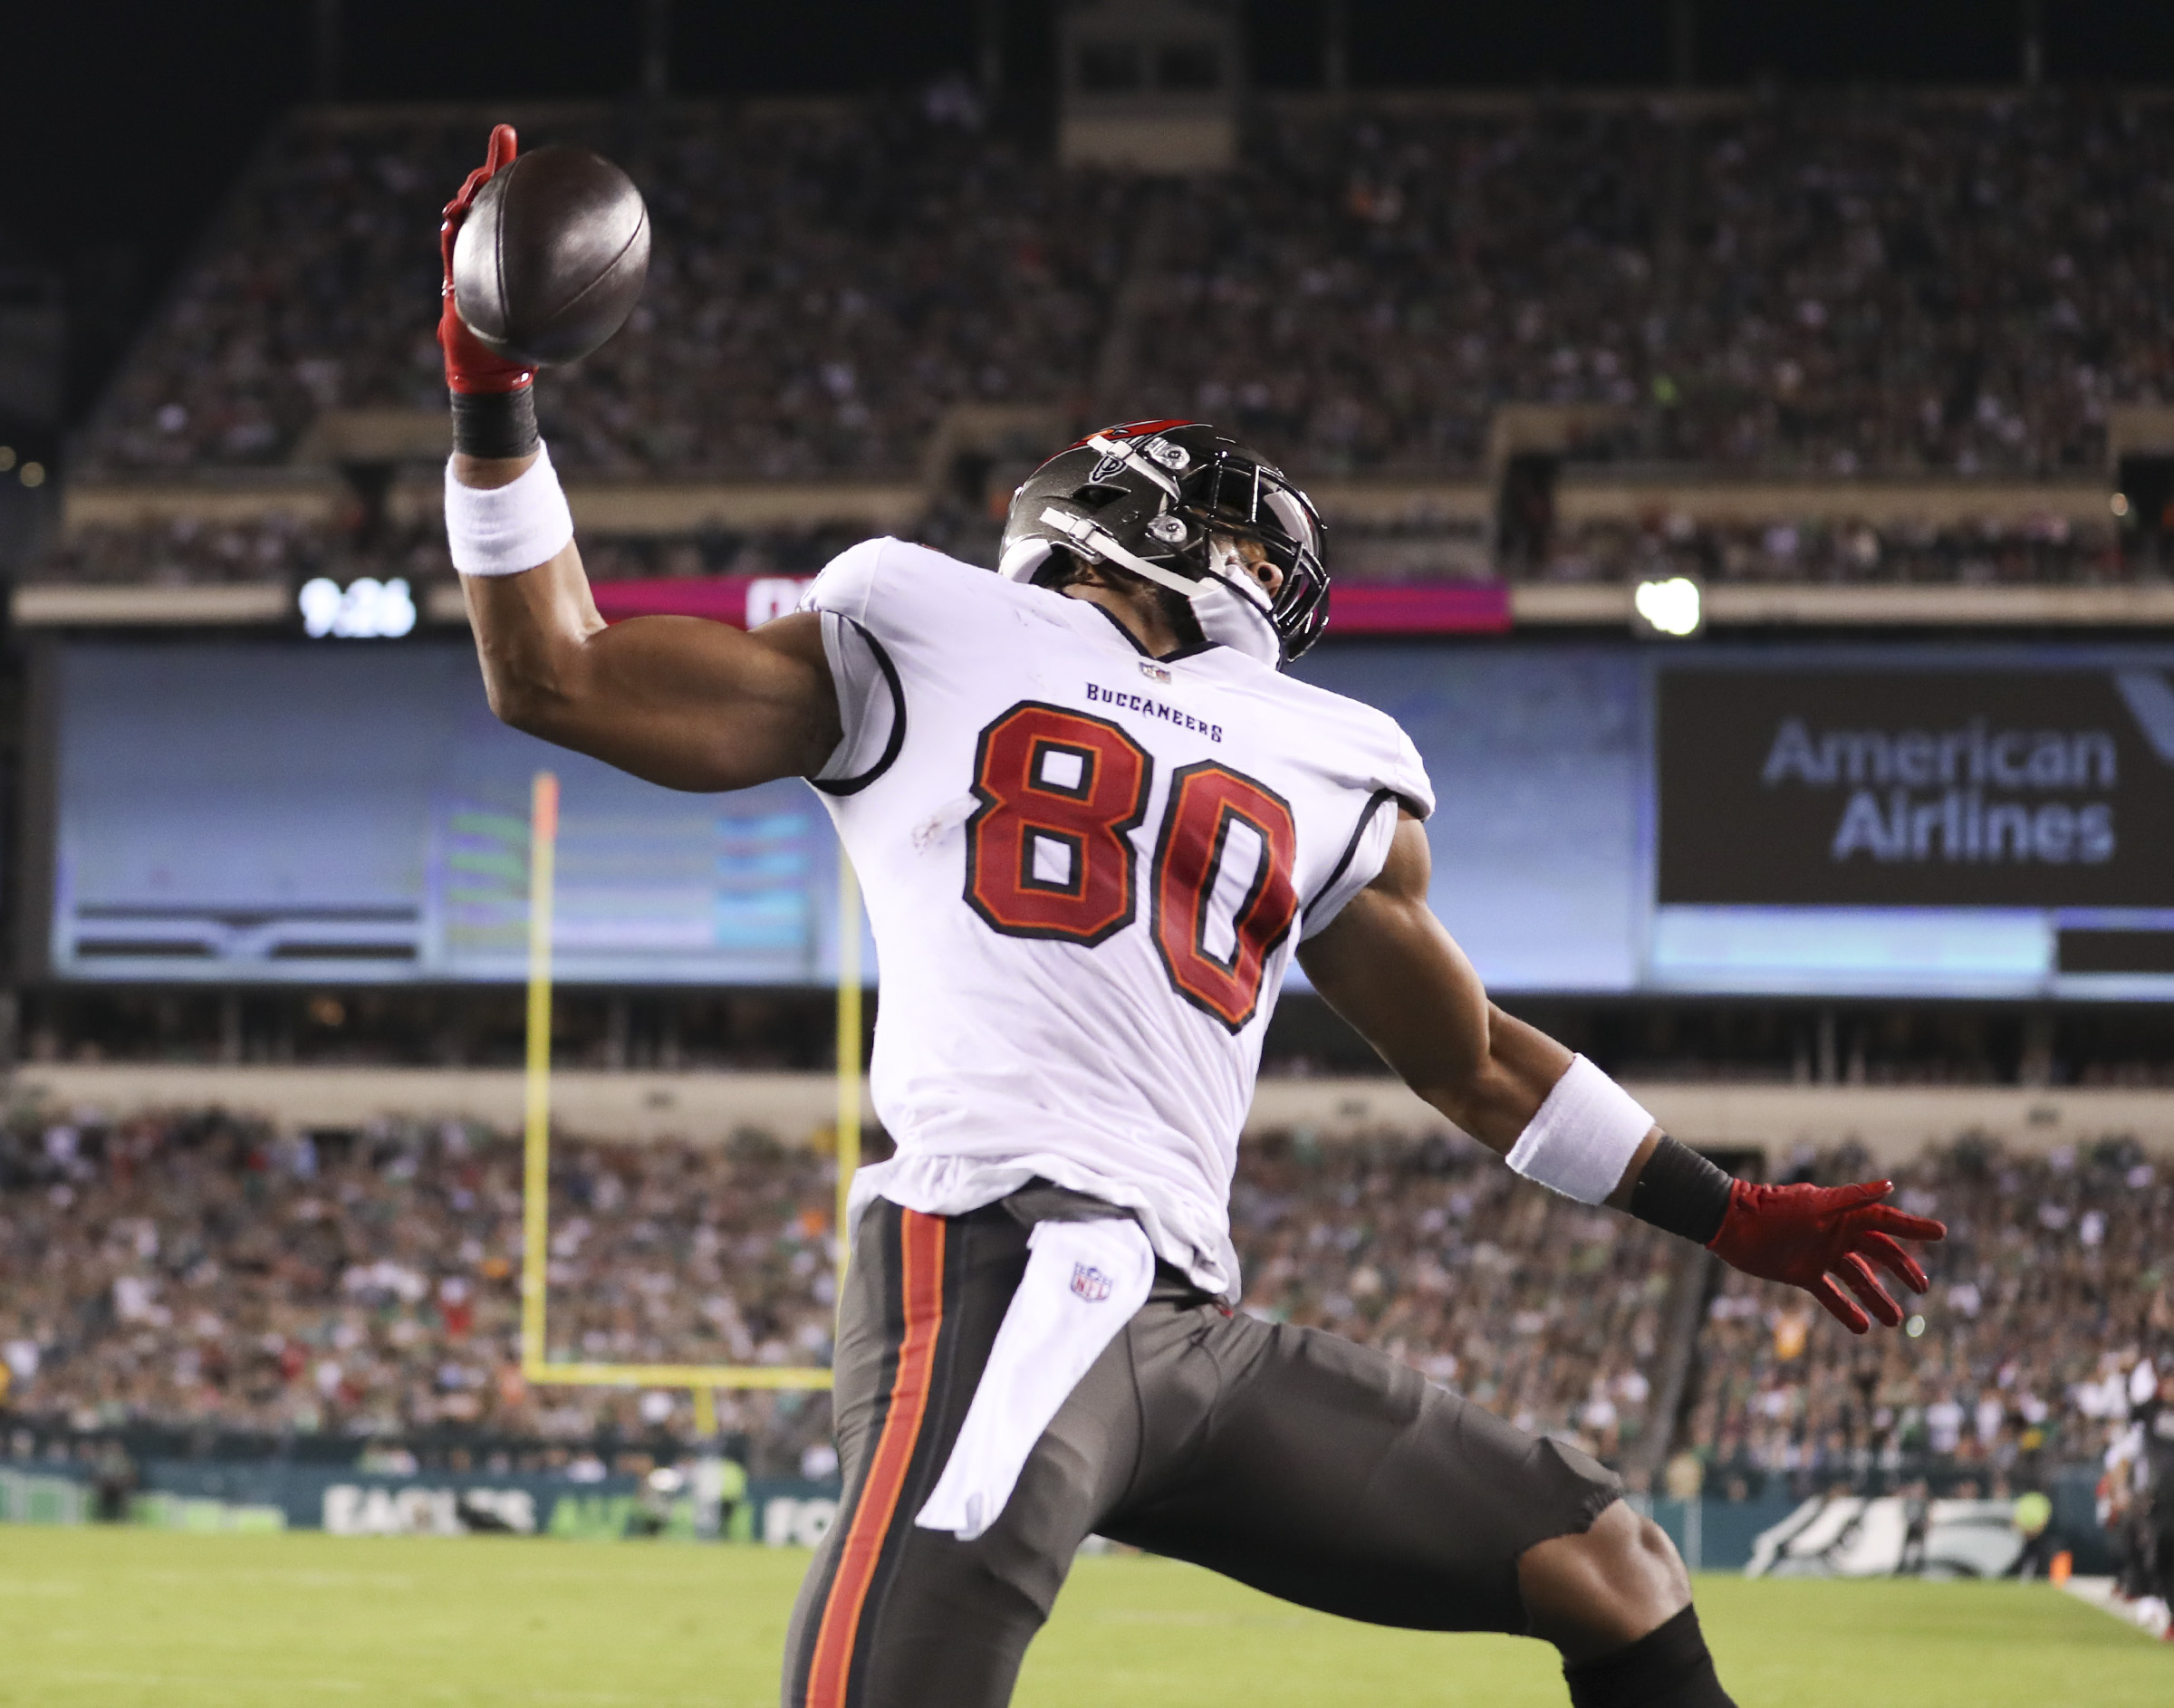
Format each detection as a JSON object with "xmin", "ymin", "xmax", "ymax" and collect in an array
[{"xmin": 997, "ymin": 421, "xmax": 1331, "ymax": 665}]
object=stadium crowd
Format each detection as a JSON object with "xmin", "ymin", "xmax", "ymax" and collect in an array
[
  {"xmin": 0, "ymin": 1108, "xmax": 1700, "ymax": 1478},
  {"xmin": 71, "ymin": 90, "xmax": 2174, "ymax": 487},
  {"xmin": 33, "ymin": 517, "xmax": 876, "ymax": 590},
  {"xmin": 1538, "ymin": 511, "xmax": 2124, "ymax": 586},
  {"xmin": 1659, "ymin": 96, "xmax": 2174, "ymax": 478},
  {"xmin": 34, "ymin": 504, "xmax": 2141, "ymax": 592},
  {"xmin": 80, "ymin": 101, "xmax": 1130, "ymax": 482},
  {"xmin": 13, "ymin": 1102, "xmax": 2161, "ymax": 1497},
  {"xmin": 1683, "ymin": 1137, "xmax": 2174, "ymax": 1492},
  {"xmin": 0, "ymin": 1108, "xmax": 842, "ymax": 1471},
  {"xmin": 0, "ymin": 1108, "xmax": 1687, "ymax": 1473}
]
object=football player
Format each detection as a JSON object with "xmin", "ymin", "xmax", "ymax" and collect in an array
[{"xmin": 438, "ymin": 132, "xmax": 1943, "ymax": 1708}]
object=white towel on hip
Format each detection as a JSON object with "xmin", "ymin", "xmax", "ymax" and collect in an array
[{"xmin": 913, "ymin": 1215, "xmax": 1156, "ymax": 1541}]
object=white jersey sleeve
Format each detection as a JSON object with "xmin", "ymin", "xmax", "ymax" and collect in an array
[
  {"xmin": 1298, "ymin": 718, "xmax": 1433, "ymax": 939},
  {"xmin": 801, "ymin": 539, "xmax": 905, "ymax": 792}
]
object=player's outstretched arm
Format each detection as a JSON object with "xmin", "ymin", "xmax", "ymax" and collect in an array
[
  {"xmin": 455, "ymin": 461, "xmax": 840, "ymax": 792},
  {"xmin": 1298, "ymin": 815, "xmax": 1945, "ymax": 1333},
  {"xmin": 1296, "ymin": 814, "xmax": 1596, "ymax": 1156},
  {"xmin": 438, "ymin": 128, "xmax": 840, "ymax": 793}
]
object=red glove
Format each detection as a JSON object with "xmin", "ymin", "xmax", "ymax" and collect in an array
[
  {"xmin": 1707, "ymin": 1178, "xmax": 1946, "ymax": 1335},
  {"xmin": 438, "ymin": 124, "xmax": 535, "ymax": 397}
]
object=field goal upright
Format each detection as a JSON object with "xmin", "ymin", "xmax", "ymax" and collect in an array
[{"xmin": 517, "ymin": 772, "xmax": 851, "ymax": 1419}]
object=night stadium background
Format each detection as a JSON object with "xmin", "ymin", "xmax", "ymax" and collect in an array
[{"xmin": 1, "ymin": 4, "xmax": 2172, "ymax": 1702}]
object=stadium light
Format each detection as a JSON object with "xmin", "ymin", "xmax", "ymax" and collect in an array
[{"xmin": 1632, "ymin": 573, "xmax": 1704, "ymax": 638}]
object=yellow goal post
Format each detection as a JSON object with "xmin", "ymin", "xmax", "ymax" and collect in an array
[{"xmin": 517, "ymin": 772, "xmax": 853, "ymax": 1425}]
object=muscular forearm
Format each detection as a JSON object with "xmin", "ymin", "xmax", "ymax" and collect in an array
[
  {"xmin": 449, "ymin": 461, "xmax": 839, "ymax": 791},
  {"xmin": 433, "ymin": 128, "xmax": 837, "ymax": 794},
  {"xmin": 1402, "ymin": 1003, "xmax": 1659, "ymax": 1210},
  {"xmin": 1297, "ymin": 822, "xmax": 1656, "ymax": 1202},
  {"xmin": 447, "ymin": 449, "xmax": 614, "ymax": 742},
  {"xmin": 460, "ymin": 542, "xmax": 603, "ymax": 733},
  {"xmin": 1417, "ymin": 1002, "xmax": 1567, "ymax": 1149}
]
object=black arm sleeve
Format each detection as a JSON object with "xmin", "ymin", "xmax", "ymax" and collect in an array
[{"xmin": 1626, "ymin": 1135, "xmax": 1734, "ymax": 1246}]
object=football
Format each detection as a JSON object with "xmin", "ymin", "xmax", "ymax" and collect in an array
[{"xmin": 451, "ymin": 144, "xmax": 649, "ymax": 367}]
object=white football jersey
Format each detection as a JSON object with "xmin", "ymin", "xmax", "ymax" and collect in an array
[{"xmin": 803, "ymin": 538, "xmax": 1432, "ymax": 1295}]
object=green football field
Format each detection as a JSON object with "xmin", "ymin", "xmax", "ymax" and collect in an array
[{"xmin": 0, "ymin": 1528, "xmax": 2162, "ymax": 1707}]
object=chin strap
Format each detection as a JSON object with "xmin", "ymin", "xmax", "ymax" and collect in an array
[
  {"xmin": 1038, "ymin": 507, "xmax": 1198, "ymax": 597},
  {"xmin": 1038, "ymin": 507, "xmax": 1282, "ymax": 666}
]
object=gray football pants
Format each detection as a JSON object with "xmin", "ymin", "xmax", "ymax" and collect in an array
[{"xmin": 782, "ymin": 1190, "xmax": 1621, "ymax": 1708}]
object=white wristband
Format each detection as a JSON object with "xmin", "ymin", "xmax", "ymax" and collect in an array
[
  {"xmin": 1505, "ymin": 1055, "xmax": 1655, "ymax": 1205},
  {"xmin": 444, "ymin": 441, "xmax": 575, "ymax": 576}
]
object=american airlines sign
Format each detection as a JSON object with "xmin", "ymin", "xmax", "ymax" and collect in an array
[{"xmin": 1658, "ymin": 666, "xmax": 2174, "ymax": 907}]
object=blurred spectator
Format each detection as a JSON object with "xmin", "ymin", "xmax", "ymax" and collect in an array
[
  {"xmin": 79, "ymin": 103, "xmax": 1136, "ymax": 480},
  {"xmin": 0, "ymin": 1108, "xmax": 840, "ymax": 1471},
  {"xmin": 2007, "ymin": 1485, "xmax": 2055, "ymax": 1578},
  {"xmin": 1538, "ymin": 511, "xmax": 2133, "ymax": 587},
  {"xmin": 5, "ymin": 1107, "xmax": 2169, "ymax": 1495},
  {"xmin": 1682, "ymin": 1138, "xmax": 2174, "ymax": 1487},
  {"xmin": 72, "ymin": 92, "xmax": 2174, "ymax": 485}
]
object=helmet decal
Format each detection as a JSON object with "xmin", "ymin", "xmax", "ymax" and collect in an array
[{"xmin": 1067, "ymin": 417, "xmax": 1198, "ymax": 449}]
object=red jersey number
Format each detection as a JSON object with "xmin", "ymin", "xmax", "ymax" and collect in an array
[
  {"xmin": 1151, "ymin": 763, "xmax": 1299, "ymax": 1031},
  {"xmin": 965, "ymin": 705, "xmax": 1297, "ymax": 1031},
  {"xmin": 964, "ymin": 703, "xmax": 1151, "ymax": 945}
]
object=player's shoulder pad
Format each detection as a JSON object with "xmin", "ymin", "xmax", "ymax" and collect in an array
[
  {"xmin": 1258, "ymin": 668, "xmax": 1435, "ymax": 822},
  {"xmin": 800, "ymin": 535, "xmax": 1002, "ymax": 633}
]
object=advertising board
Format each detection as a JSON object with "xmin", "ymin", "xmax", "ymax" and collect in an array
[
  {"xmin": 1650, "ymin": 651, "xmax": 2174, "ymax": 996},
  {"xmin": 40, "ymin": 638, "xmax": 2174, "ymax": 997},
  {"xmin": 1658, "ymin": 667, "xmax": 2174, "ymax": 909}
]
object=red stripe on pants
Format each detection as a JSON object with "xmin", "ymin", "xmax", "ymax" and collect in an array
[{"xmin": 804, "ymin": 1208, "xmax": 948, "ymax": 1708}]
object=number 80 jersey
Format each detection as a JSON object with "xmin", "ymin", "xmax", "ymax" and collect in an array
[{"xmin": 802, "ymin": 538, "xmax": 1433, "ymax": 1297}]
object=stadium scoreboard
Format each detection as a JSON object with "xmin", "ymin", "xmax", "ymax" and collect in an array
[
  {"xmin": 41, "ymin": 643, "xmax": 862, "ymax": 986},
  {"xmin": 34, "ymin": 637, "xmax": 2174, "ymax": 997}
]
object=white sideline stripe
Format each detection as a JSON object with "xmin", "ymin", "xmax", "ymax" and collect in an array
[
  {"xmin": 47, "ymin": 1673, "xmax": 719, "ymax": 1705},
  {"xmin": 2060, "ymin": 1575, "xmax": 2172, "ymax": 1639}
]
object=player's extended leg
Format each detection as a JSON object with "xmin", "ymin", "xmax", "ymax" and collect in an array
[
  {"xmin": 780, "ymin": 1197, "xmax": 1141, "ymax": 1708},
  {"xmin": 1520, "ymin": 1505, "xmax": 1727, "ymax": 1703},
  {"xmin": 1100, "ymin": 1313, "xmax": 1734, "ymax": 1707}
]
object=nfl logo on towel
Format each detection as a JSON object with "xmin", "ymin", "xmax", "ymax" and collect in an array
[{"xmin": 1070, "ymin": 1263, "xmax": 1113, "ymax": 1303}]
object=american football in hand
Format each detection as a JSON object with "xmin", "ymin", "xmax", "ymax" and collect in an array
[{"xmin": 450, "ymin": 144, "xmax": 649, "ymax": 367}]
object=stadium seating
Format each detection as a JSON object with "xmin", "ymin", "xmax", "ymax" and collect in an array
[
  {"xmin": 39, "ymin": 91, "xmax": 2174, "ymax": 602},
  {"xmin": 34, "ymin": 518, "xmax": 874, "ymax": 590},
  {"xmin": 41, "ymin": 87, "xmax": 2174, "ymax": 610},
  {"xmin": 71, "ymin": 91, "xmax": 2174, "ymax": 484},
  {"xmin": 1541, "ymin": 512, "xmax": 2126, "ymax": 586},
  {"xmin": 0, "ymin": 1112, "xmax": 1693, "ymax": 1472},
  {"xmin": 14, "ymin": 1104, "xmax": 2155, "ymax": 1500},
  {"xmin": 1681, "ymin": 1138, "xmax": 2174, "ymax": 1493},
  {"xmin": 1662, "ymin": 97, "xmax": 2174, "ymax": 478},
  {"xmin": 76, "ymin": 102, "xmax": 1135, "ymax": 481},
  {"xmin": 0, "ymin": 1110, "xmax": 840, "ymax": 1470}
]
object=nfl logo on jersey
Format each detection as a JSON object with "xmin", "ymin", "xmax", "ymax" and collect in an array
[{"xmin": 1070, "ymin": 1263, "xmax": 1114, "ymax": 1303}]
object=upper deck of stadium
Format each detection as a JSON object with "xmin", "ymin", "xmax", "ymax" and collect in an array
[{"xmin": 20, "ymin": 85, "xmax": 2174, "ymax": 620}]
